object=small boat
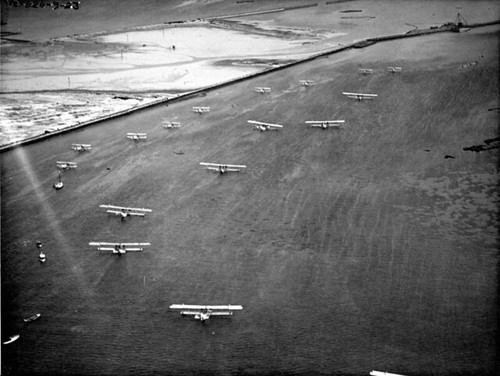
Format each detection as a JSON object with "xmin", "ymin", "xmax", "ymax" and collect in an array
[
  {"xmin": 39, "ymin": 251, "xmax": 46, "ymax": 263},
  {"xmin": 53, "ymin": 171, "xmax": 64, "ymax": 190},
  {"xmin": 3, "ymin": 334, "xmax": 20, "ymax": 345},
  {"xmin": 24, "ymin": 313, "xmax": 41, "ymax": 323}
]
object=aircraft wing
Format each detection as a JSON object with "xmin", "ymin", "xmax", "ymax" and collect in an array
[
  {"xmin": 179, "ymin": 311, "xmax": 233, "ymax": 317},
  {"xmin": 342, "ymin": 92, "xmax": 377, "ymax": 97},
  {"xmin": 370, "ymin": 371, "xmax": 406, "ymax": 376},
  {"xmin": 200, "ymin": 162, "xmax": 246, "ymax": 169},
  {"xmin": 94, "ymin": 247, "xmax": 144, "ymax": 252},
  {"xmin": 106, "ymin": 210, "xmax": 146, "ymax": 217},
  {"xmin": 89, "ymin": 242, "xmax": 150, "ymax": 247},
  {"xmin": 247, "ymin": 120, "xmax": 283, "ymax": 128},
  {"xmin": 305, "ymin": 121, "xmax": 345, "ymax": 124},
  {"xmin": 100, "ymin": 205, "xmax": 152, "ymax": 212},
  {"xmin": 170, "ymin": 304, "xmax": 243, "ymax": 311},
  {"xmin": 225, "ymin": 164, "xmax": 246, "ymax": 169}
]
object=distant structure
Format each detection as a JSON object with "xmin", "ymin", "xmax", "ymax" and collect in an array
[
  {"xmin": 443, "ymin": 13, "xmax": 468, "ymax": 32},
  {"xmin": 455, "ymin": 13, "xmax": 468, "ymax": 28}
]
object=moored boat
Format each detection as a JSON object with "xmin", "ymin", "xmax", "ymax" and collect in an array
[
  {"xmin": 3, "ymin": 334, "xmax": 20, "ymax": 345},
  {"xmin": 24, "ymin": 313, "xmax": 41, "ymax": 323}
]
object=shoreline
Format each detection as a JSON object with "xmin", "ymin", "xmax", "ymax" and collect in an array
[{"xmin": 1, "ymin": 21, "xmax": 497, "ymax": 152}]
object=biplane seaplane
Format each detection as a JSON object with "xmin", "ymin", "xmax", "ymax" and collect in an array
[
  {"xmin": 387, "ymin": 66, "xmax": 402, "ymax": 74},
  {"xmin": 71, "ymin": 143, "xmax": 92, "ymax": 152},
  {"xmin": 342, "ymin": 92, "xmax": 378, "ymax": 101},
  {"xmin": 305, "ymin": 120, "xmax": 345, "ymax": 129},
  {"xmin": 162, "ymin": 120, "xmax": 181, "ymax": 129},
  {"xmin": 99, "ymin": 204, "xmax": 152, "ymax": 220},
  {"xmin": 358, "ymin": 68, "xmax": 373, "ymax": 75},
  {"xmin": 254, "ymin": 87, "xmax": 271, "ymax": 94},
  {"xmin": 192, "ymin": 106, "xmax": 210, "ymax": 114},
  {"xmin": 169, "ymin": 304, "xmax": 243, "ymax": 322},
  {"xmin": 299, "ymin": 80, "xmax": 315, "ymax": 86},
  {"xmin": 200, "ymin": 162, "xmax": 246, "ymax": 174},
  {"xmin": 89, "ymin": 242, "xmax": 151, "ymax": 255},
  {"xmin": 127, "ymin": 133, "xmax": 147, "ymax": 141},
  {"xmin": 56, "ymin": 161, "xmax": 77, "ymax": 170},
  {"xmin": 247, "ymin": 120, "xmax": 283, "ymax": 131}
]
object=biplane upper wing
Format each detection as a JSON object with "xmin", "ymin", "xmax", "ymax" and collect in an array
[
  {"xmin": 169, "ymin": 304, "xmax": 243, "ymax": 311},
  {"xmin": 247, "ymin": 120, "xmax": 283, "ymax": 129},
  {"xmin": 99, "ymin": 205, "xmax": 152, "ymax": 213},
  {"xmin": 89, "ymin": 242, "xmax": 150, "ymax": 251}
]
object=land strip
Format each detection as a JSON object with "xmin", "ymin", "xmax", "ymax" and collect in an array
[{"xmin": 1, "ymin": 19, "xmax": 498, "ymax": 152}]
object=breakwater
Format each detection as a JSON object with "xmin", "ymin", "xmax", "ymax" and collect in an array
[{"xmin": 1, "ymin": 19, "xmax": 498, "ymax": 153}]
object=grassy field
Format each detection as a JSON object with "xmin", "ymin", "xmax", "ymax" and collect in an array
[{"xmin": 1, "ymin": 24, "xmax": 498, "ymax": 375}]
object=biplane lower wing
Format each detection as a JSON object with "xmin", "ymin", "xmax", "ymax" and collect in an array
[
  {"xmin": 106, "ymin": 210, "xmax": 145, "ymax": 217},
  {"xmin": 96, "ymin": 247, "xmax": 144, "ymax": 252}
]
